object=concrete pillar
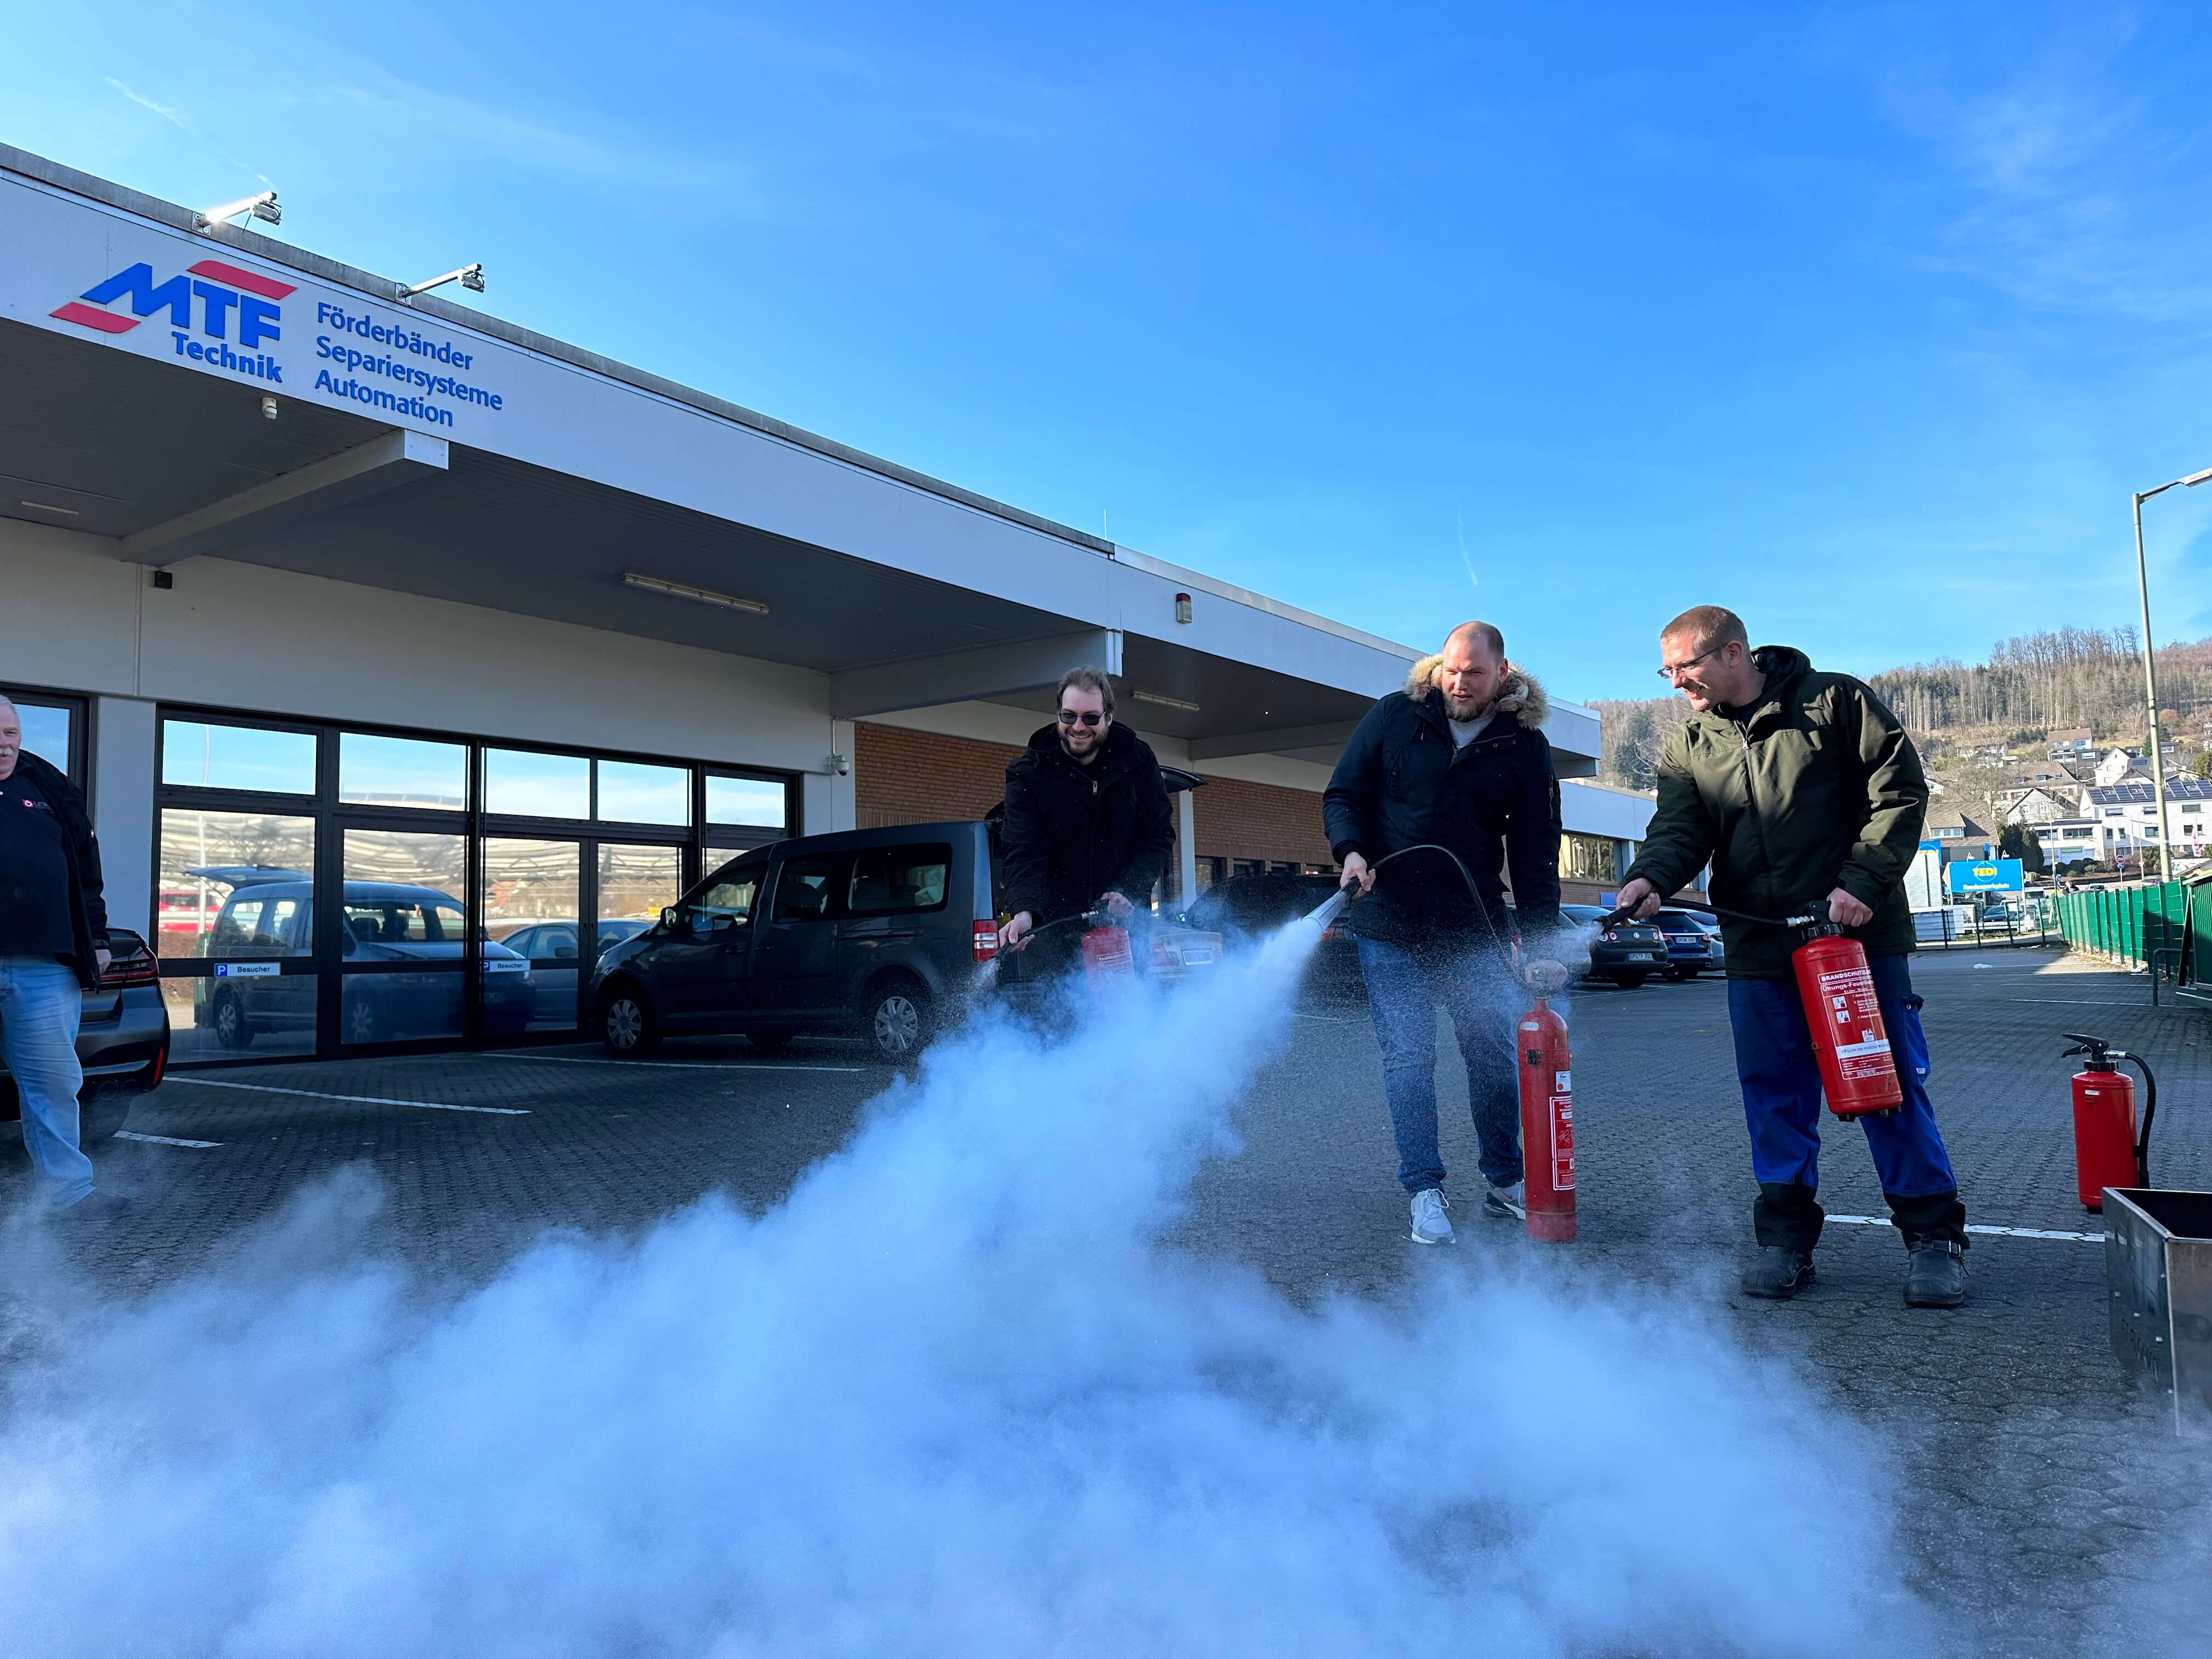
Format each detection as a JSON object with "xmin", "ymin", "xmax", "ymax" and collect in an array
[
  {"xmin": 1176, "ymin": 787, "xmax": 1199, "ymax": 907},
  {"xmin": 92, "ymin": 696, "xmax": 157, "ymax": 937}
]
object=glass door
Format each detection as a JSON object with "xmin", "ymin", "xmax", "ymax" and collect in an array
[
  {"xmin": 483, "ymin": 837, "xmax": 584, "ymax": 1031},
  {"xmin": 334, "ymin": 826, "xmax": 477, "ymax": 1047}
]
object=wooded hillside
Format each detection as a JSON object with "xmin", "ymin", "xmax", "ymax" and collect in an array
[{"xmin": 1595, "ymin": 629, "xmax": 2212, "ymax": 790}]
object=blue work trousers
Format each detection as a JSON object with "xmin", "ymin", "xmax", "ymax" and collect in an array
[
  {"xmin": 1728, "ymin": 953, "xmax": 1963, "ymax": 1248},
  {"xmin": 1356, "ymin": 936, "xmax": 1522, "ymax": 1194},
  {"xmin": 0, "ymin": 956, "xmax": 94, "ymax": 1206}
]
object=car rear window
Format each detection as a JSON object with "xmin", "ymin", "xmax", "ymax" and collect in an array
[{"xmin": 847, "ymin": 844, "xmax": 951, "ymax": 915}]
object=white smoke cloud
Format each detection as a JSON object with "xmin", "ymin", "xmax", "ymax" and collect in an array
[{"xmin": 0, "ymin": 918, "xmax": 1937, "ymax": 1655}]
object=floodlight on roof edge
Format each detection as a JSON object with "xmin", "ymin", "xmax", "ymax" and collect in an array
[
  {"xmin": 398, "ymin": 263, "xmax": 485, "ymax": 304},
  {"xmin": 194, "ymin": 190, "xmax": 280, "ymax": 233}
]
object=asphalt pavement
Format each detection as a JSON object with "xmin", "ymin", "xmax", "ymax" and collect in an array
[{"xmin": 4, "ymin": 942, "xmax": 2209, "ymax": 1654}]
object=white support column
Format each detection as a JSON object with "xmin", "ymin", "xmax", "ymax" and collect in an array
[
  {"xmin": 91, "ymin": 695, "xmax": 158, "ymax": 938},
  {"xmin": 1176, "ymin": 787, "xmax": 1199, "ymax": 908}
]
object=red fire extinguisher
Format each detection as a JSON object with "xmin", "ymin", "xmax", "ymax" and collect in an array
[
  {"xmin": 2060, "ymin": 1033, "xmax": 2159, "ymax": 1211},
  {"xmin": 1516, "ymin": 996, "xmax": 1576, "ymax": 1243},
  {"xmin": 1791, "ymin": 928, "xmax": 1905, "ymax": 1119},
  {"xmin": 1079, "ymin": 922, "xmax": 1135, "ymax": 984}
]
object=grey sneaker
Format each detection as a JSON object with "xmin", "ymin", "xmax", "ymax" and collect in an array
[
  {"xmin": 1483, "ymin": 1181, "xmax": 1526, "ymax": 1221},
  {"xmin": 1409, "ymin": 1187, "xmax": 1454, "ymax": 1245}
]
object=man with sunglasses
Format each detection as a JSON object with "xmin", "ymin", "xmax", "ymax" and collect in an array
[
  {"xmin": 1614, "ymin": 606, "xmax": 1971, "ymax": 1308},
  {"xmin": 997, "ymin": 667, "xmax": 1175, "ymax": 966}
]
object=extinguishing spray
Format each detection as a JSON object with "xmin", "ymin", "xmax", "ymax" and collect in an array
[
  {"xmin": 2059, "ymin": 1033, "xmax": 2159, "ymax": 1211},
  {"xmin": 1516, "ymin": 994, "xmax": 1576, "ymax": 1242},
  {"xmin": 1791, "ymin": 926, "xmax": 1905, "ymax": 1119}
]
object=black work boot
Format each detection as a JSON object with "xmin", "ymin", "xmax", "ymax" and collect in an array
[
  {"xmin": 1740, "ymin": 1246, "xmax": 1815, "ymax": 1299},
  {"xmin": 1904, "ymin": 1239, "xmax": 1968, "ymax": 1308}
]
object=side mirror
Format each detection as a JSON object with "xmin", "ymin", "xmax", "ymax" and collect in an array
[{"xmin": 660, "ymin": 906, "xmax": 685, "ymax": 933}]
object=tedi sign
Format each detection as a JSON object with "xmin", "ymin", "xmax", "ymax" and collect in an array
[{"xmin": 52, "ymin": 258, "xmax": 290, "ymax": 382}]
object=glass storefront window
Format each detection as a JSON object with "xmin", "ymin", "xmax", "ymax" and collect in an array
[
  {"xmin": 342, "ymin": 830, "xmax": 467, "ymax": 919},
  {"xmin": 341, "ymin": 732, "xmax": 466, "ymax": 810},
  {"xmin": 1560, "ymin": 831, "xmax": 1624, "ymax": 884},
  {"xmin": 598, "ymin": 843, "xmax": 684, "ymax": 927},
  {"xmin": 705, "ymin": 775, "xmax": 786, "ymax": 830},
  {"xmin": 166, "ymin": 975, "xmax": 317, "ymax": 1065},
  {"xmin": 597, "ymin": 759, "xmax": 689, "ymax": 825},
  {"xmin": 161, "ymin": 719, "xmax": 316, "ymax": 794},
  {"xmin": 484, "ymin": 748, "xmax": 589, "ymax": 819},
  {"xmin": 156, "ymin": 810, "xmax": 316, "ymax": 959},
  {"xmin": 7, "ymin": 699, "xmax": 73, "ymax": 776},
  {"xmin": 483, "ymin": 838, "xmax": 582, "ymax": 1030}
]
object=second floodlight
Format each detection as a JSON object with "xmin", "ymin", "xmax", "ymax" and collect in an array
[
  {"xmin": 195, "ymin": 190, "xmax": 280, "ymax": 233},
  {"xmin": 398, "ymin": 263, "xmax": 486, "ymax": 304}
]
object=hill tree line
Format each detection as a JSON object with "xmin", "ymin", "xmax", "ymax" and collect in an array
[{"xmin": 1596, "ymin": 629, "xmax": 2212, "ymax": 791}]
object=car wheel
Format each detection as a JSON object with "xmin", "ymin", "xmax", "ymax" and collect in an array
[
  {"xmin": 866, "ymin": 977, "xmax": 933, "ymax": 1063},
  {"xmin": 211, "ymin": 989, "xmax": 254, "ymax": 1049},
  {"xmin": 1609, "ymin": 973, "xmax": 1648, "ymax": 990},
  {"xmin": 77, "ymin": 1082, "xmax": 133, "ymax": 1143},
  {"xmin": 746, "ymin": 1028, "xmax": 796, "ymax": 1055},
  {"xmin": 344, "ymin": 997, "xmax": 381, "ymax": 1045},
  {"xmin": 601, "ymin": 985, "xmax": 660, "ymax": 1056}
]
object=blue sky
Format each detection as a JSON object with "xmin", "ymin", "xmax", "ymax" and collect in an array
[{"xmin": 5, "ymin": 1, "xmax": 2208, "ymax": 701}]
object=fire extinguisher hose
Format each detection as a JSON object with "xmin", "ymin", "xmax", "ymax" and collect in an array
[{"xmin": 2124, "ymin": 1053, "xmax": 2159, "ymax": 1188}]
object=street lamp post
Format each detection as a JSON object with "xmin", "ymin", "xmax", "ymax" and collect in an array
[{"xmin": 2130, "ymin": 464, "xmax": 2212, "ymax": 883}]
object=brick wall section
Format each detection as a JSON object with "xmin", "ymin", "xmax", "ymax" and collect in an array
[
  {"xmin": 1188, "ymin": 774, "xmax": 1334, "ymax": 867},
  {"xmin": 853, "ymin": 723, "xmax": 1022, "ymax": 827}
]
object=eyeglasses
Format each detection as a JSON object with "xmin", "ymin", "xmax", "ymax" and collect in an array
[
  {"xmin": 1057, "ymin": 709, "xmax": 1105, "ymax": 727},
  {"xmin": 1656, "ymin": 643, "xmax": 1727, "ymax": 682}
]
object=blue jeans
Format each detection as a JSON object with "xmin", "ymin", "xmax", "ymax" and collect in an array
[
  {"xmin": 1356, "ymin": 936, "xmax": 1522, "ymax": 1193},
  {"xmin": 1728, "ymin": 953, "xmax": 1962, "ymax": 1247},
  {"xmin": 1, "ymin": 956, "xmax": 93, "ymax": 1206}
]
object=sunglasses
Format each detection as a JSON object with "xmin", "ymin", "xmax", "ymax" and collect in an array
[{"xmin": 1057, "ymin": 709, "xmax": 1106, "ymax": 727}]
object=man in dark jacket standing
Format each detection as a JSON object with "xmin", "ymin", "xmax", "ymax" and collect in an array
[
  {"xmin": 1323, "ymin": 621, "xmax": 1566, "ymax": 1246},
  {"xmin": 0, "ymin": 695, "xmax": 110, "ymax": 1211},
  {"xmin": 1616, "ymin": 606, "xmax": 1969, "ymax": 1308},
  {"xmin": 998, "ymin": 667, "xmax": 1175, "ymax": 969}
]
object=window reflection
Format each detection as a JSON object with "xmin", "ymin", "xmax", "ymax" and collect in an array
[
  {"xmin": 705, "ymin": 775, "xmax": 786, "ymax": 829},
  {"xmin": 161, "ymin": 720, "xmax": 317, "ymax": 794},
  {"xmin": 156, "ymin": 810, "xmax": 315, "ymax": 958},
  {"xmin": 341, "ymin": 732, "xmax": 466, "ymax": 810},
  {"xmin": 484, "ymin": 749, "xmax": 589, "ymax": 819},
  {"xmin": 7, "ymin": 700, "xmax": 73, "ymax": 776},
  {"xmin": 598, "ymin": 843, "xmax": 683, "ymax": 924},
  {"xmin": 597, "ymin": 759, "xmax": 689, "ymax": 825}
]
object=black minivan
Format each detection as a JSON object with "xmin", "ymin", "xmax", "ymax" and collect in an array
[{"xmin": 591, "ymin": 823, "xmax": 997, "ymax": 1063}]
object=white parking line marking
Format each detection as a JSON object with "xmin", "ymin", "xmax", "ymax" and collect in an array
[
  {"xmin": 164, "ymin": 1079, "xmax": 529, "ymax": 1115},
  {"xmin": 1998, "ymin": 998, "xmax": 2143, "ymax": 1007},
  {"xmin": 114, "ymin": 1130, "xmax": 223, "ymax": 1148},
  {"xmin": 481, "ymin": 1052, "xmax": 866, "ymax": 1074},
  {"xmin": 1825, "ymin": 1214, "xmax": 2101, "ymax": 1244}
]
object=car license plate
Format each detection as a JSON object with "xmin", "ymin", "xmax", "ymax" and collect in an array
[
  {"xmin": 1180, "ymin": 947, "xmax": 1215, "ymax": 966},
  {"xmin": 1627, "ymin": 952, "xmax": 1656, "ymax": 962}
]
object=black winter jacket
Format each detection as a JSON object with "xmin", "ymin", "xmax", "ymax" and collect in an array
[
  {"xmin": 1322, "ymin": 661, "xmax": 1563, "ymax": 952},
  {"xmin": 1000, "ymin": 722, "xmax": 1175, "ymax": 926},
  {"xmin": 1621, "ymin": 646, "xmax": 1927, "ymax": 979},
  {"xmin": 10, "ymin": 750, "xmax": 110, "ymax": 990}
]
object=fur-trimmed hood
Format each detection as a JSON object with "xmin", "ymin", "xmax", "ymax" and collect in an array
[{"xmin": 1401, "ymin": 656, "xmax": 1550, "ymax": 727}]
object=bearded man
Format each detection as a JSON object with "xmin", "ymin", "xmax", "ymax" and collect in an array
[{"xmin": 1323, "ymin": 621, "xmax": 1566, "ymax": 1245}]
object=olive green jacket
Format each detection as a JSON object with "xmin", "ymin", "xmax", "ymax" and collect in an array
[{"xmin": 1621, "ymin": 646, "xmax": 1927, "ymax": 978}]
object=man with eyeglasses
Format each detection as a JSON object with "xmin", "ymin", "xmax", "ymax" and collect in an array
[
  {"xmin": 997, "ymin": 667, "xmax": 1175, "ymax": 968},
  {"xmin": 1323, "ymin": 620, "xmax": 1567, "ymax": 1246},
  {"xmin": 1614, "ymin": 606, "xmax": 1971, "ymax": 1309}
]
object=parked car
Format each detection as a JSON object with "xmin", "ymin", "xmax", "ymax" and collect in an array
[
  {"xmin": 194, "ymin": 871, "xmax": 531, "ymax": 1047},
  {"xmin": 591, "ymin": 816, "xmax": 1224, "ymax": 1063},
  {"xmin": 1559, "ymin": 903, "xmax": 1668, "ymax": 989},
  {"xmin": 499, "ymin": 919, "xmax": 653, "ymax": 1025},
  {"xmin": 1, "ymin": 926, "xmax": 169, "ymax": 1147},
  {"xmin": 1653, "ymin": 907, "xmax": 1725, "ymax": 979},
  {"xmin": 1181, "ymin": 872, "xmax": 1360, "ymax": 996}
]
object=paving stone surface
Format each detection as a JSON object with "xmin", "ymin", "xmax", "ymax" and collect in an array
[{"xmin": 3, "ymin": 941, "xmax": 2208, "ymax": 1653}]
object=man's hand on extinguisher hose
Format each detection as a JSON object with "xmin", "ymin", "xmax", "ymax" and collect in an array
[
  {"xmin": 1097, "ymin": 890, "xmax": 1135, "ymax": 921},
  {"xmin": 1825, "ymin": 887, "xmax": 1872, "ymax": 928},
  {"xmin": 1339, "ymin": 851, "xmax": 1375, "ymax": 896},
  {"xmin": 998, "ymin": 910, "xmax": 1034, "ymax": 950},
  {"xmin": 1615, "ymin": 875, "xmax": 1660, "ymax": 919},
  {"xmin": 1523, "ymin": 958, "xmax": 1570, "ymax": 991}
]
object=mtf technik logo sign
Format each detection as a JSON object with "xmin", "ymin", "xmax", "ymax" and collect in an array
[{"xmin": 52, "ymin": 258, "xmax": 290, "ymax": 382}]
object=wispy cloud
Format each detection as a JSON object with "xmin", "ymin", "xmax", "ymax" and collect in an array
[{"xmin": 105, "ymin": 77, "xmax": 184, "ymax": 128}]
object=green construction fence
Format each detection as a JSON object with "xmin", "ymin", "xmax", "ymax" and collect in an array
[{"xmin": 2051, "ymin": 878, "xmax": 2212, "ymax": 994}]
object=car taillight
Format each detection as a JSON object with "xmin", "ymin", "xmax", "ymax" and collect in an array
[
  {"xmin": 972, "ymin": 921, "xmax": 1000, "ymax": 962},
  {"xmin": 99, "ymin": 949, "xmax": 159, "ymax": 989},
  {"xmin": 1599, "ymin": 929, "xmax": 1618, "ymax": 944},
  {"xmin": 1319, "ymin": 923, "xmax": 1339, "ymax": 943}
]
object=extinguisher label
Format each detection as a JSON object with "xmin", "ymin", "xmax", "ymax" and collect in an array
[
  {"xmin": 1550, "ymin": 1097, "xmax": 1575, "ymax": 1191},
  {"xmin": 1813, "ymin": 966, "xmax": 1893, "ymax": 1082},
  {"xmin": 1554, "ymin": 1070, "xmax": 1571, "ymax": 1093}
]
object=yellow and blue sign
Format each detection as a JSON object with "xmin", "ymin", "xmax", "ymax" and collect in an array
[{"xmin": 1945, "ymin": 858, "xmax": 2024, "ymax": 894}]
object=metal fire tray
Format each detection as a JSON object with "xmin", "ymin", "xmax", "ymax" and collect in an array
[{"xmin": 2105, "ymin": 1188, "xmax": 2212, "ymax": 1432}]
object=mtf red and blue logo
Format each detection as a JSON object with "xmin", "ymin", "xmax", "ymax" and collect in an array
[{"xmin": 52, "ymin": 259, "xmax": 293, "ymax": 382}]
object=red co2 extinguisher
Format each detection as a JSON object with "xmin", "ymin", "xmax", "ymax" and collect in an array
[
  {"xmin": 1790, "ymin": 926, "xmax": 1905, "ymax": 1119},
  {"xmin": 1516, "ymin": 996, "xmax": 1576, "ymax": 1243},
  {"xmin": 2059, "ymin": 1033, "xmax": 2158, "ymax": 1211}
]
